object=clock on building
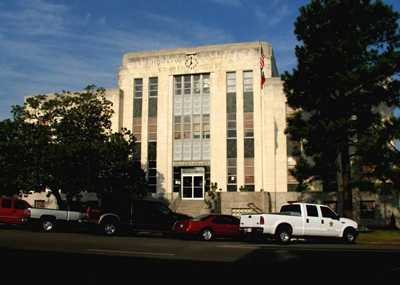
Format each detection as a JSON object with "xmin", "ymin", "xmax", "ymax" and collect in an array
[{"xmin": 185, "ymin": 54, "xmax": 198, "ymax": 69}]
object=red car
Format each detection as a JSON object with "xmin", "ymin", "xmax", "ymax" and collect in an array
[
  {"xmin": 173, "ymin": 214, "xmax": 240, "ymax": 241},
  {"xmin": 0, "ymin": 197, "xmax": 31, "ymax": 225}
]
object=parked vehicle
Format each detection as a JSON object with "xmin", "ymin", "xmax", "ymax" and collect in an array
[
  {"xmin": 173, "ymin": 214, "xmax": 240, "ymax": 241},
  {"xmin": 87, "ymin": 198, "xmax": 191, "ymax": 236},
  {"xmin": 28, "ymin": 206, "xmax": 87, "ymax": 232},
  {"xmin": 240, "ymin": 202, "xmax": 358, "ymax": 244},
  {"xmin": 0, "ymin": 197, "xmax": 31, "ymax": 225}
]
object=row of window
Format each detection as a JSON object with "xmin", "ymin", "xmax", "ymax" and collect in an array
[
  {"xmin": 133, "ymin": 77, "xmax": 158, "ymax": 192},
  {"xmin": 226, "ymin": 71, "xmax": 255, "ymax": 191},
  {"xmin": 174, "ymin": 114, "xmax": 210, "ymax": 140}
]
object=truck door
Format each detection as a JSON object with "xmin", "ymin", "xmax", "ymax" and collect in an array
[
  {"xmin": 305, "ymin": 204, "xmax": 325, "ymax": 236},
  {"xmin": 0, "ymin": 198, "xmax": 14, "ymax": 224},
  {"xmin": 14, "ymin": 200, "xmax": 30, "ymax": 224},
  {"xmin": 319, "ymin": 206, "xmax": 340, "ymax": 237}
]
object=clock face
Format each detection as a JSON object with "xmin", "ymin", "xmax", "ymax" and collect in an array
[{"xmin": 185, "ymin": 54, "xmax": 198, "ymax": 69}]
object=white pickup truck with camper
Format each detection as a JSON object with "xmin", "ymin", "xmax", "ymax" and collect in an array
[{"xmin": 240, "ymin": 202, "xmax": 358, "ymax": 244}]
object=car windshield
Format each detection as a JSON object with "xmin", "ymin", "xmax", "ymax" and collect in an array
[{"xmin": 192, "ymin": 214, "xmax": 211, "ymax": 221}]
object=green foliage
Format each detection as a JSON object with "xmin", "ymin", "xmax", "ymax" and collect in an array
[
  {"xmin": 283, "ymin": 0, "xmax": 400, "ymax": 199},
  {"xmin": 0, "ymin": 85, "xmax": 146, "ymax": 204}
]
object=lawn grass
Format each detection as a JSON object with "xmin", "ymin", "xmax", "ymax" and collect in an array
[{"xmin": 358, "ymin": 229, "xmax": 400, "ymax": 244}]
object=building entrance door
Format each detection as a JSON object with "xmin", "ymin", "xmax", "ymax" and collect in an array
[{"xmin": 181, "ymin": 174, "xmax": 204, "ymax": 200}]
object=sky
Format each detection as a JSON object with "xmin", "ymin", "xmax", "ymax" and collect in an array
[{"xmin": 1, "ymin": 0, "xmax": 399, "ymax": 120}]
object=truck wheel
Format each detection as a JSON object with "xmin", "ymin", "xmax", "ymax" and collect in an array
[
  {"xmin": 343, "ymin": 228, "xmax": 357, "ymax": 244},
  {"xmin": 275, "ymin": 225, "xmax": 292, "ymax": 244},
  {"xmin": 101, "ymin": 219, "xmax": 118, "ymax": 236},
  {"xmin": 41, "ymin": 218, "xmax": 55, "ymax": 232},
  {"xmin": 200, "ymin": 228, "xmax": 214, "ymax": 241}
]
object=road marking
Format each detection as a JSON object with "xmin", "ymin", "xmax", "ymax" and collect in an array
[{"xmin": 87, "ymin": 249, "xmax": 176, "ymax": 257}]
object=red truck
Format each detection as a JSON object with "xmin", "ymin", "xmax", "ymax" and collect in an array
[{"xmin": 0, "ymin": 197, "xmax": 31, "ymax": 225}]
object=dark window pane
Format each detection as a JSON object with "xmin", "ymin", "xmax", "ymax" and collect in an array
[
  {"xmin": 280, "ymin": 204, "xmax": 301, "ymax": 216},
  {"xmin": 243, "ymin": 185, "xmax": 255, "ymax": 192},
  {"xmin": 243, "ymin": 92, "xmax": 253, "ymax": 112},
  {"xmin": 148, "ymin": 142, "xmax": 157, "ymax": 160},
  {"xmin": 148, "ymin": 169, "xmax": 157, "ymax": 177},
  {"xmin": 227, "ymin": 93, "xmax": 236, "ymax": 113},
  {"xmin": 148, "ymin": 177, "xmax": 157, "ymax": 185},
  {"xmin": 244, "ymin": 138, "xmax": 254, "ymax": 158},
  {"xmin": 227, "ymin": 185, "xmax": 237, "ymax": 192},
  {"xmin": 227, "ymin": 139, "xmax": 237, "ymax": 158},
  {"xmin": 306, "ymin": 205, "xmax": 318, "ymax": 217},
  {"xmin": 134, "ymin": 143, "xmax": 141, "ymax": 161},
  {"xmin": 148, "ymin": 98, "xmax": 158, "ymax": 117},
  {"xmin": 133, "ymin": 99, "xmax": 142, "ymax": 117},
  {"xmin": 321, "ymin": 206, "xmax": 338, "ymax": 219},
  {"xmin": 15, "ymin": 200, "xmax": 29, "ymax": 209},
  {"xmin": 148, "ymin": 185, "xmax": 156, "ymax": 193}
]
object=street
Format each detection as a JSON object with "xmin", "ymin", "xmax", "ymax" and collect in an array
[{"xmin": 1, "ymin": 227, "xmax": 399, "ymax": 284}]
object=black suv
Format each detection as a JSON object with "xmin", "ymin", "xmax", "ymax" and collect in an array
[{"xmin": 88, "ymin": 198, "xmax": 191, "ymax": 236}]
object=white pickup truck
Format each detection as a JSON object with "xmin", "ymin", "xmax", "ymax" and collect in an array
[
  {"xmin": 27, "ymin": 207, "xmax": 87, "ymax": 232},
  {"xmin": 240, "ymin": 203, "xmax": 358, "ymax": 244}
]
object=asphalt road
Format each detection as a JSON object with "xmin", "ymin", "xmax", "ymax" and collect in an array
[{"xmin": 1, "ymin": 226, "xmax": 399, "ymax": 284}]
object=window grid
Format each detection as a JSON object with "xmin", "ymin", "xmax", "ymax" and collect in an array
[
  {"xmin": 173, "ymin": 74, "xmax": 210, "ymax": 161},
  {"xmin": 148, "ymin": 77, "xmax": 158, "ymax": 193},
  {"xmin": 226, "ymin": 72, "xmax": 237, "ymax": 191},
  {"xmin": 243, "ymin": 71, "xmax": 254, "ymax": 191}
]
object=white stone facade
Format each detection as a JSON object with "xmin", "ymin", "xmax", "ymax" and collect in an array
[{"xmin": 106, "ymin": 41, "xmax": 288, "ymax": 197}]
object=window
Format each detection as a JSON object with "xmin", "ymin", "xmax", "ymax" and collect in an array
[
  {"xmin": 280, "ymin": 204, "xmax": 301, "ymax": 216},
  {"xmin": 149, "ymin": 77, "xmax": 158, "ymax": 97},
  {"xmin": 306, "ymin": 205, "xmax": 319, "ymax": 217},
  {"xmin": 202, "ymin": 114, "xmax": 210, "ymax": 139},
  {"xmin": 244, "ymin": 138, "xmax": 254, "ymax": 158},
  {"xmin": 243, "ymin": 71, "xmax": 253, "ymax": 112},
  {"xmin": 227, "ymin": 140, "xmax": 237, "ymax": 158},
  {"xmin": 1, "ymin": 199, "xmax": 11, "ymax": 208},
  {"xmin": 174, "ymin": 116, "xmax": 182, "ymax": 139},
  {"xmin": 148, "ymin": 77, "xmax": 158, "ymax": 118},
  {"xmin": 34, "ymin": 200, "xmax": 45, "ymax": 208},
  {"xmin": 133, "ymin": 99, "xmax": 142, "ymax": 117},
  {"xmin": 173, "ymin": 74, "xmax": 210, "ymax": 161},
  {"xmin": 147, "ymin": 142, "xmax": 157, "ymax": 193},
  {"xmin": 360, "ymin": 200, "xmax": 375, "ymax": 219},
  {"xmin": 243, "ymin": 71, "xmax": 254, "ymax": 189},
  {"xmin": 244, "ymin": 158, "xmax": 254, "ymax": 185},
  {"xmin": 134, "ymin": 78, "xmax": 143, "ymax": 98},
  {"xmin": 227, "ymin": 72, "xmax": 237, "ymax": 191},
  {"xmin": 15, "ymin": 200, "xmax": 30, "ymax": 209},
  {"xmin": 133, "ymin": 142, "xmax": 141, "ymax": 165},
  {"xmin": 320, "ymin": 206, "xmax": 338, "ymax": 219}
]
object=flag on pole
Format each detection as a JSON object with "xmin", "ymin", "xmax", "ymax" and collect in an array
[{"xmin": 260, "ymin": 45, "xmax": 266, "ymax": 89}]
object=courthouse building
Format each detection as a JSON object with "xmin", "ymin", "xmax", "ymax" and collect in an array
[
  {"xmin": 23, "ymin": 41, "xmax": 399, "ymax": 225},
  {"xmin": 105, "ymin": 41, "xmax": 289, "ymax": 203}
]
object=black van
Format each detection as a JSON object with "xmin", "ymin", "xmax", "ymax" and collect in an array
[{"xmin": 88, "ymin": 198, "xmax": 191, "ymax": 236}]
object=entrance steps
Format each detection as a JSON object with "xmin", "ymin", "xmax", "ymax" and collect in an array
[{"xmin": 173, "ymin": 199, "xmax": 211, "ymax": 217}]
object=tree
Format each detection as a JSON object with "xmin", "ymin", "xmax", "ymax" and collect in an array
[
  {"xmin": 283, "ymin": 0, "xmax": 400, "ymax": 217},
  {"xmin": 2, "ymin": 85, "xmax": 146, "ymax": 207},
  {"xmin": 0, "ymin": 117, "xmax": 52, "ymax": 197}
]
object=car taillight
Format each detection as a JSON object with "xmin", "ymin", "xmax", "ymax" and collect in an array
[{"xmin": 259, "ymin": 216, "xmax": 264, "ymax": 225}]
